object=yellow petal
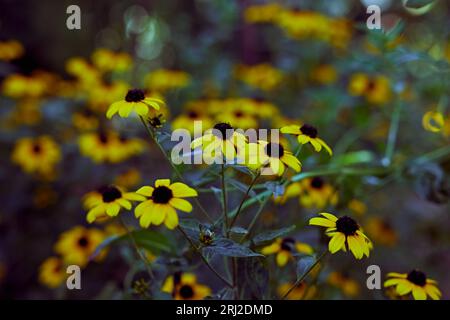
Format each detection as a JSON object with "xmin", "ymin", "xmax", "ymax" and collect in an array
[
  {"xmin": 347, "ymin": 235, "xmax": 363, "ymax": 259},
  {"xmin": 276, "ymin": 251, "xmax": 290, "ymax": 267},
  {"xmin": 412, "ymin": 287, "xmax": 427, "ymax": 300},
  {"xmin": 319, "ymin": 212, "xmax": 338, "ymax": 222},
  {"xmin": 151, "ymin": 204, "xmax": 167, "ymax": 225},
  {"xmin": 317, "ymin": 138, "xmax": 333, "ymax": 156},
  {"xmin": 282, "ymin": 154, "xmax": 301, "ymax": 172},
  {"xmin": 118, "ymin": 102, "xmax": 133, "ymax": 118},
  {"xmin": 164, "ymin": 206, "xmax": 179, "ymax": 229},
  {"xmin": 396, "ymin": 281, "xmax": 413, "ymax": 295},
  {"xmin": 280, "ymin": 125, "xmax": 301, "ymax": 135},
  {"xmin": 310, "ymin": 139, "xmax": 322, "ymax": 152},
  {"xmin": 328, "ymin": 233, "xmax": 345, "ymax": 253},
  {"xmin": 297, "ymin": 135, "xmax": 310, "ymax": 144},
  {"xmin": 169, "ymin": 198, "xmax": 193, "ymax": 212},
  {"xmin": 135, "ymin": 102, "xmax": 149, "ymax": 116},
  {"xmin": 106, "ymin": 101, "xmax": 121, "ymax": 119},
  {"xmin": 136, "ymin": 186, "xmax": 154, "ymax": 197},
  {"xmin": 155, "ymin": 179, "xmax": 171, "ymax": 187},
  {"xmin": 261, "ymin": 242, "xmax": 280, "ymax": 255},
  {"xmin": 309, "ymin": 217, "xmax": 336, "ymax": 228},
  {"xmin": 170, "ymin": 182, "xmax": 198, "ymax": 198},
  {"xmin": 117, "ymin": 199, "xmax": 132, "ymax": 210},
  {"xmin": 106, "ymin": 203, "xmax": 120, "ymax": 216}
]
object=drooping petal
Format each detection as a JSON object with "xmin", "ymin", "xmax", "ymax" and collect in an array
[
  {"xmin": 276, "ymin": 251, "xmax": 290, "ymax": 267},
  {"xmin": 317, "ymin": 138, "xmax": 333, "ymax": 156},
  {"xmin": 328, "ymin": 233, "xmax": 346, "ymax": 253},
  {"xmin": 309, "ymin": 217, "xmax": 336, "ymax": 228},
  {"xmin": 118, "ymin": 102, "xmax": 133, "ymax": 118},
  {"xmin": 412, "ymin": 287, "xmax": 427, "ymax": 300},
  {"xmin": 151, "ymin": 204, "xmax": 167, "ymax": 225},
  {"xmin": 282, "ymin": 154, "xmax": 301, "ymax": 172},
  {"xmin": 117, "ymin": 199, "xmax": 132, "ymax": 210},
  {"xmin": 310, "ymin": 139, "xmax": 322, "ymax": 152},
  {"xmin": 169, "ymin": 198, "xmax": 193, "ymax": 212},
  {"xmin": 106, "ymin": 101, "xmax": 122, "ymax": 119},
  {"xmin": 297, "ymin": 135, "xmax": 311, "ymax": 144},
  {"xmin": 164, "ymin": 206, "xmax": 179, "ymax": 229},
  {"xmin": 396, "ymin": 281, "xmax": 413, "ymax": 295},
  {"xmin": 106, "ymin": 203, "xmax": 121, "ymax": 216},
  {"xmin": 261, "ymin": 242, "xmax": 280, "ymax": 255},
  {"xmin": 135, "ymin": 201, "xmax": 153, "ymax": 218},
  {"xmin": 347, "ymin": 235, "xmax": 363, "ymax": 259},
  {"xmin": 135, "ymin": 102, "xmax": 149, "ymax": 116}
]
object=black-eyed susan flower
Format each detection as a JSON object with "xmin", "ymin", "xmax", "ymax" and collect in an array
[
  {"xmin": 277, "ymin": 282, "xmax": 317, "ymax": 300},
  {"xmin": 172, "ymin": 108, "xmax": 214, "ymax": 135},
  {"xmin": 365, "ymin": 217, "xmax": 397, "ymax": 246},
  {"xmin": 114, "ymin": 169, "xmax": 142, "ymax": 189},
  {"xmin": 234, "ymin": 63, "xmax": 283, "ymax": 91},
  {"xmin": 145, "ymin": 69, "xmax": 191, "ymax": 92},
  {"xmin": 72, "ymin": 109, "xmax": 99, "ymax": 131},
  {"xmin": 422, "ymin": 110, "xmax": 445, "ymax": 133},
  {"xmin": 54, "ymin": 226, "xmax": 106, "ymax": 267},
  {"xmin": 328, "ymin": 272, "xmax": 360, "ymax": 297},
  {"xmin": 245, "ymin": 140, "xmax": 301, "ymax": 176},
  {"xmin": 348, "ymin": 73, "xmax": 392, "ymax": 105},
  {"xmin": 220, "ymin": 105, "xmax": 259, "ymax": 130},
  {"xmin": 106, "ymin": 89, "xmax": 164, "ymax": 119},
  {"xmin": 309, "ymin": 213, "xmax": 373, "ymax": 259},
  {"xmin": 38, "ymin": 257, "xmax": 67, "ymax": 288},
  {"xmin": 261, "ymin": 237, "xmax": 313, "ymax": 267},
  {"xmin": 162, "ymin": 272, "xmax": 211, "ymax": 300},
  {"xmin": 191, "ymin": 123, "xmax": 247, "ymax": 162},
  {"xmin": 11, "ymin": 136, "xmax": 61, "ymax": 177},
  {"xmin": 281, "ymin": 124, "xmax": 332, "ymax": 155},
  {"xmin": 85, "ymin": 185, "xmax": 145, "ymax": 223},
  {"xmin": 134, "ymin": 179, "xmax": 198, "ymax": 229},
  {"xmin": 2, "ymin": 74, "xmax": 48, "ymax": 98},
  {"xmin": 91, "ymin": 48, "xmax": 132, "ymax": 73},
  {"xmin": 384, "ymin": 270, "xmax": 441, "ymax": 300},
  {"xmin": 0, "ymin": 40, "xmax": 24, "ymax": 61},
  {"xmin": 88, "ymin": 81, "xmax": 128, "ymax": 112}
]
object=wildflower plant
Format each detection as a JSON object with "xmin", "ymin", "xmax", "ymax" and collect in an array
[{"xmin": 0, "ymin": 0, "xmax": 449, "ymax": 301}]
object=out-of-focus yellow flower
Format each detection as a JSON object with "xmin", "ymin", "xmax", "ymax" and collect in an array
[
  {"xmin": 347, "ymin": 199, "xmax": 367, "ymax": 216},
  {"xmin": 85, "ymin": 185, "xmax": 145, "ymax": 223},
  {"xmin": 11, "ymin": 136, "xmax": 61, "ymax": 177},
  {"xmin": 162, "ymin": 272, "xmax": 211, "ymax": 300},
  {"xmin": 310, "ymin": 64, "xmax": 338, "ymax": 85},
  {"xmin": 145, "ymin": 69, "xmax": 191, "ymax": 93},
  {"xmin": 91, "ymin": 48, "xmax": 132, "ymax": 73},
  {"xmin": 9, "ymin": 99, "xmax": 42, "ymax": 126},
  {"xmin": 0, "ymin": 40, "xmax": 24, "ymax": 61},
  {"xmin": 2, "ymin": 74, "xmax": 48, "ymax": 98},
  {"xmin": 365, "ymin": 217, "xmax": 397, "ymax": 246},
  {"xmin": 328, "ymin": 272, "xmax": 360, "ymax": 297},
  {"xmin": 134, "ymin": 179, "xmax": 198, "ymax": 229},
  {"xmin": 39, "ymin": 257, "xmax": 67, "ymax": 288},
  {"xmin": 219, "ymin": 105, "xmax": 259, "ymax": 130},
  {"xmin": 422, "ymin": 110, "xmax": 445, "ymax": 133},
  {"xmin": 88, "ymin": 81, "xmax": 128, "ymax": 112},
  {"xmin": 65, "ymin": 57, "xmax": 101, "ymax": 86},
  {"xmin": 309, "ymin": 213, "xmax": 373, "ymax": 259},
  {"xmin": 114, "ymin": 169, "xmax": 142, "ymax": 189},
  {"xmin": 348, "ymin": 73, "xmax": 392, "ymax": 105},
  {"xmin": 72, "ymin": 109, "xmax": 99, "ymax": 131},
  {"xmin": 244, "ymin": 3, "xmax": 283, "ymax": 24},
  {"xmin": 107, "ymin": 89, "xmax": 165, "ymax": 119},
  {"xmin": 54, "ymin": 226, "xmax": 106, "ymax": 267},
  {"xmin": 384, "ymin": 270, "xmax": 441, "ymax": 300},
  {"xmin": 172, "ymin": 103, "xmax": 214, "ymax": 135},
  {"xmin": 261, "ymin": 237, "xmax": 313, "ymax": 267},
  {"xmin": 278, "ymin": 282, "xmax": 317, "ymax": 300},
  {"xmin": 78, "ymin": 131, "xmax": 145, "ymax": 163},
  {"xmin": 365, "ymin": 35, "xmax": 404, "ymax": 54},
  {"xmin": 235, "ymin": 64, "xmax": 283, "ymax": 91}
]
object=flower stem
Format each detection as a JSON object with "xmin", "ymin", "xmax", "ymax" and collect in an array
[
  {"xmin": 119, "ymin": 217, "xmax": 154, "ymax": 280},
  {"xmin": 177, "ymin": 226, "xmax": 233, "ymax": 288},
  {"xmin": 228, "ymin": 171, "xmax": 261, "ymax": 233},
  {"xmin": 281, "ymin": 250, "xmax": 328, "ymax": 300},
  {"xmin": 384, "ymin": 99, "xmax": 402, "ymax": 165},
  {"xmin": 139, "ymin": 116, "xmax": 213, "ymax": 223},
  {"xmin": 221, "ymin": 163, "xmax": 228, "ymax": 233}
]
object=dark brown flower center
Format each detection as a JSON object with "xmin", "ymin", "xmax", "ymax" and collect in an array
[
  {"xmin": 336, "ymin": 216, "xmax": 359, "ymax": 236},
  {"xmin": 101, "ymin": 186, "xmax": 122, "ymax": 203},
  {"xmin": 187, "ymin": 111, "xmax": 198, "ymax": 119},
  {"xmin": 265, "ymin": 143, "xmax": 284, "ymax": 158},
  {"xmin": 407, "ymin": 270, "xmax": 426, "ymax": 287},
  {"xmin": 234, "ymin": 111, "xmax": 244, "ymax": 118},
  {"xmin": 78, "ymin": 236, "xmax": 89, "ymax": 248},
  {"xmin": 32, "ymin": 143, "xmax": 42, "ymax": 154},
  {"xmin": 179, "ymin": 284, "xmax": 194, "ymax": 299},
  {"xmin": 310, "ymin": 177, "xmax": 324, "ymax": 189},
  {"xmin": 152, "ymin": 186, "xmax": 173, "ymax": 204},
  {"xmin": 98, "ymin": 132, "xmax": 109, "ymax": 144},
  {"xmin": 213, "ymin": 122, "xmax": 233, "ymax": 139},
  {"xmin": 300, "ymin": 124, "xmax": 318, "ymax": 138},
  {"xmin": 280, "ymin": 237, "xmax": 295, "ymax": 251},
  {"xmin": 125, "ymin": 89, "xmax": 145, "ymax": 102}
]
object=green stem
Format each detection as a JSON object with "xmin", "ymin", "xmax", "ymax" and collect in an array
[
  {"xmin": 119, "ymin": 217, "xmax": 154, "ymax": 280},
  {"xmin": 228, "ymin": 171, "xmax": 261, "ymax": 233},
  {"xmin": 221, "ymin": 163, "xmax": 228, "ymax": 233},
  {"xmin": 281, "ymin": 250, "xmax": 328, "ymax": 300},
  {"xmin": 177, "ymin": 226, "xmax": 233, "ymax": 288},
  {"xmin": 139, "ymin": 116, "xmax": 213, "ymax": 223},
  {"xmin": 384, "ymin": 99, "xmax": 402, "ymax": 165}
]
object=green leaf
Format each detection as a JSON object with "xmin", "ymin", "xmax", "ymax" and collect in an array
[
  {"xmin": 402, "ymin": 0, "xmax": 437, "ymax": 15},
  {"xmin": 120, "ymin": 230, "xmax": 174, "ymax": 254},
  {"xmin": 229, "ymin": 226, "xmax": 248, "ymax": 235},
  {"xmin": 296, "ymin": 256, "xmax": 315, "ymax": 280},
  {"xmin": 331, "ymin": 150, "xmax": 375, "ymax": 166},
  {"xmin": 91, "ymin": 235, "xmax": 120, "ymax": 260},
  {"xmin": 252, "ymin": 225, "xmax": 296, "ymax": 246},
  {"xmin": 202, "ymin": 238, "xmax": 263, "ymax": 257}
]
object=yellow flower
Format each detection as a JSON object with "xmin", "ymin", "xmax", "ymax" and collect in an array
[
  {"xmin": 277, "ymin": 282, "xmax": 317, "ymax": 300},
  {"xmin": 0, "ymin": 40, "xmax": 24, "ymax": 61},
  {"xmin": 422, "ymin": 111, "xmax": 445, "ymax": 133},
  {"xmin": 281, "ymin": 124, "xmax": 332, "ymax": 155},
  {"xmin": 72, "ymin": 109, "xmax": 99, "ymax": 131},
  {"xmin": 54, "ymin": 226, "xmax": 106, "ymax": 267},
  {"xmin": 348, "ymin": 73, "xmax": 392, "ymax": 105},
  {"xmin": 11, "ymin": 136, "xmax": 61, "ymax": 177},
  {"xmin": 365, "ymin": 217, "xmax": 397, "ymax": 247},
  {"xmin": 91, "ymin": 48, "xmax": 132, "ymax": 73},
  {"xmin": 107, "ymin": 89, "xmax": 165, "ymax": 119},
  {"xmin": 65, "ymin": 57, "xmax": 101, "ymax": 86},
  {"xmin": 235, "ymin": 63, "xmax": 283, "ymax": 91},
  {"xmin": 244, "ymin": 3, "xmax": 283, "ymax": 24},
  {"xmin": 87, "ymin": 81, "xmax": 128, "ymax": 112},
  {"xmin": 347, "ymin": 199, "xmax": 367, "ymax": 216},
  {"xmin": 328, "ymin": 272, "xmax": 360, "ymax": 297},
  {"xmin": 261, "ymin": 237, "xmax": 313, "ymax": 267},
  {"xmin": 310, "ymin": 64, "xmax": 338, "ymax": 85},
  {"xmin": 384, "ymin": 270, "xmax": 441, "ymax": 300},
  {"xmin": 39, "ymin": 257, "xmax": 67, "ymax": 288},
  {"xmin": 85, "ymin": 185, "xmax": 145, "ymax": 223},
  {"xmin": 134, "ymin": 179, "xmax": 198, "ymax": 229},
  {"xmin": 309, "ymin": 213, "xmax": 373, "ymax": 259},
  {"xmin": 191, "ymin": 123, "xmax": 247, "ymax": 162},
  {"xmin": 114, "ymin": 169, "xmax": 142, "ymax": 189},
  {"xmin": 172, "ymin": 103, "xmax": 214, "ymax": 135},
  {"xmin": 145, "ymin": 69, "xmax": 191, "ymax": 92},
  {"xmin": 162, "ymin": 272, "xmax": 211, "ymax": 300},
  {"xmin": 2, "ymin": 74, "xmax": 48, "ymax": 98},
  {"xmin": 219, "ymin": 105, "xmax": 259, "ymax": 130},
  {"xmin": 245, "ymin": 140, "xmax": 301, "ymax": 176}
]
